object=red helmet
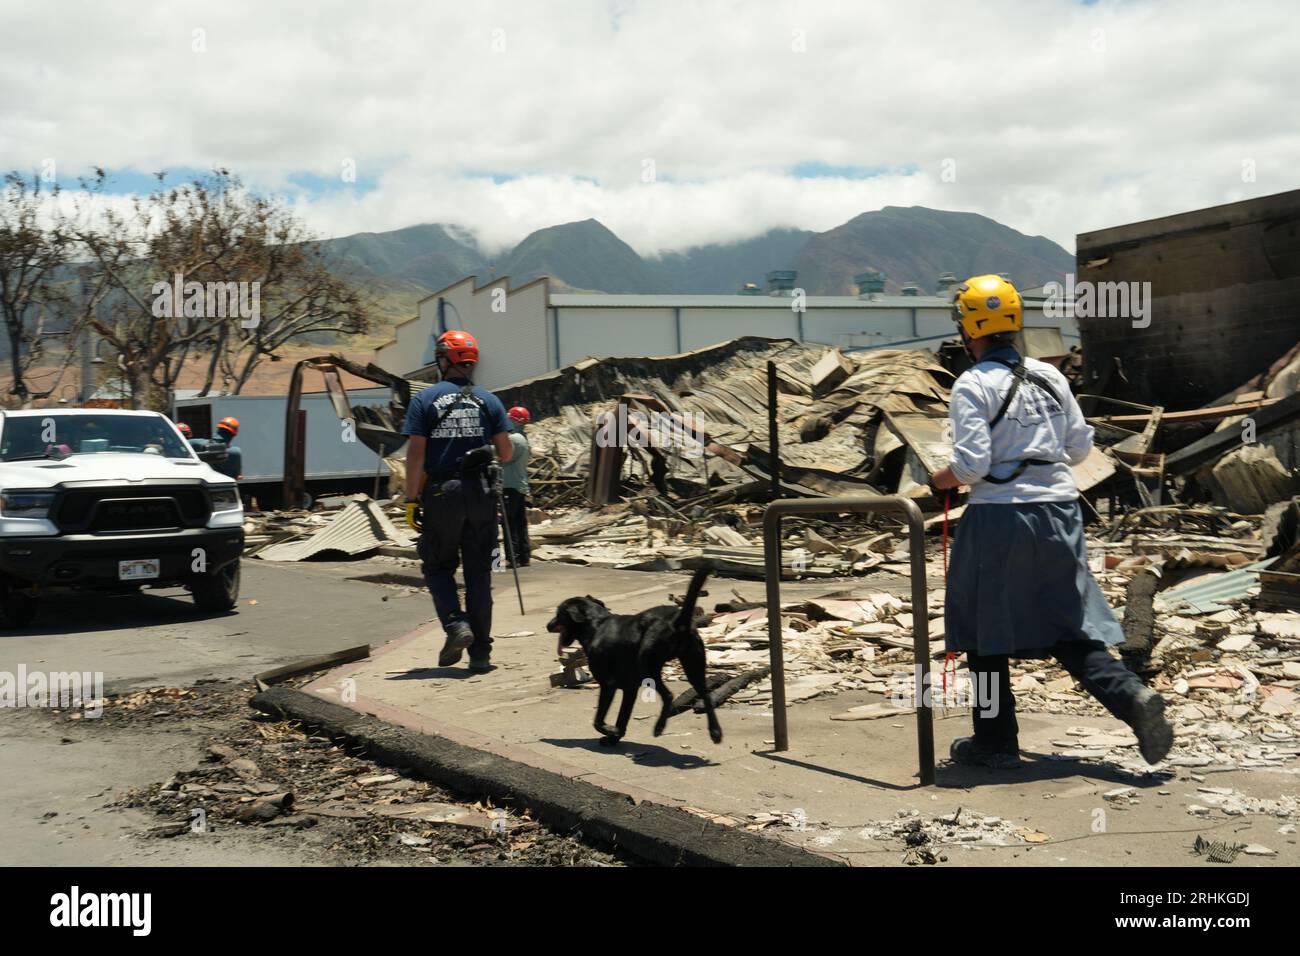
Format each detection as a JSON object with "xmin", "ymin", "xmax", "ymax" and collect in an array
[
  {"xmin": 508, "ymin": 406, "xmax": 530, "ymax": 425},
  {"xmin": 436, "ymin": 330, "xmax": 479, "ymax": 366},
  {"xmin": 217, "ymin": 416, "xmax": 239, "ymax": 438},
  {"xmin": 176, "ymin": 422, "xmax": 193, "ymax": 438}
]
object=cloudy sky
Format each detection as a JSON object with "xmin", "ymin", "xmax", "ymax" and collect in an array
[{"xmin": 2, "ymin": 0, "xmax": 1295, "ymax": 256}]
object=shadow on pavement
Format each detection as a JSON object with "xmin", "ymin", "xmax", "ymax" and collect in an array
[
  {"xmin": 936, "ymin": 752, "xmax": 1173, "ymax": 789},
  {"xmin": 385, "ymin": 667, "xmax": 481, "ymax": 681},
  {"xmin": 542, "ymin": 736, "xmax": 719, "ymax": 770},
  {"xmin": 755, "ymin": 750, "xmax": 921, "ymax": 791},
  {"xmin": 0, "ymin": 589, "xmax": 236, "ymax": 638}
]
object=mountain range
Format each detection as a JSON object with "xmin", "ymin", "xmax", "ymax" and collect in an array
[{"xmin": 318, "ymin": 206, "xmax": 1074, "ymax": 324}]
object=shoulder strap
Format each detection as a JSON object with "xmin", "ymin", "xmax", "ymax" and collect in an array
[
  {"xmin": 984, "ymin": 359, "xmax": 1062, "ymax": 429},
  {"xmin": 987, "ymin": 361, "xmax": 1025, "ymax": 429}
]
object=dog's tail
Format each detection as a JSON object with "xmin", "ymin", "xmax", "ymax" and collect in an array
[{"xmin": 673, "ymin": 561, "xmax": 714, "ymax": 631}]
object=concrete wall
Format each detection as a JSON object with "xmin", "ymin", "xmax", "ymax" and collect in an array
[
  {"xmin": 375, "ymin": 277, "xmax": 551, "ymax": 390},
  {"xmin": 377, "ymin": 282, "xmax": 1083, "ymax": 387},
  {"xmin": 680, "ymin": 308, "xmax": 798, "ymax": 349},
  {"xmin": 1076, "ymin": 190, "xmax": 1300, "ymax": 409},
  {"xmin": 555, "ymin": 307, "xmax": 676, "ymax": 365}
]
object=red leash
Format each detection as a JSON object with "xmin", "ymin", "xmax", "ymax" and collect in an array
[{"xmin": 941, "ymin": 489, "xmax": 949, "ymax": 579}]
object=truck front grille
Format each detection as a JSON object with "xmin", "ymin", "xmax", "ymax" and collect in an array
[{"xmin": 55, "ymin": 486, "xmax": 211, "ymax": 533}]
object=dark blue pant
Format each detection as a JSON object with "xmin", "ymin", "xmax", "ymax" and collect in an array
[
  {"xmin": 501, "ymin": 489, "xmax": 530, "ymax": 564},
  {"xmin": 968, "ymin": 640, "xmax": 1145, "ymax": 748},
  {"xmin": 418, "ymin": 477, "xmax": 497, "ymax": 658}
]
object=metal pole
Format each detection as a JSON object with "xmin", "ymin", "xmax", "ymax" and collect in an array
[
  {"xmin": 762, "ymin": 495, "xmax": 935, "ymax": 786},
  {"xmin": 763, "ymin": 515, "xmax": 789, "ymax": 751},
  {"xmin": 372, "ymin": 442, "xmax": 386, "ymax": 500},
  {"xmin": 767, "ymin": 361, "xmax": 780, "ymax": 501}
]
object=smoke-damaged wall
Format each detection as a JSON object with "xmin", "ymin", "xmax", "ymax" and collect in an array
[{"xmin": 1076, "ymin": 190, "xmax": 1300, "ymax": 411}]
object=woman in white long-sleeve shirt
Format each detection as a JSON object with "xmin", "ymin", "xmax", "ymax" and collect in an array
[{"xmin": 928, "ymin": 275, "xmax": 1172, "ymax": 770}]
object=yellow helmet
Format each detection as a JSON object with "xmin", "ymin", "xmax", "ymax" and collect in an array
[{"xmin": 952, "ymin": 274, "xmax": 1022, "ymax": 340}]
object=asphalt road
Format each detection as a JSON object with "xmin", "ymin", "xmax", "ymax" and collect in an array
[
  {"xmin": 0, "ymin": 559, "xmax": 437, "ymax": 693},
  {"xmin": 0, "ymin": 559, "xmax": 438, "ymax": 866}
]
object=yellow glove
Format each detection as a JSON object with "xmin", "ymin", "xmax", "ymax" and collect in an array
[{"xmin": 404, "ymin": 500, "xmax": 423, "ymax": 532}]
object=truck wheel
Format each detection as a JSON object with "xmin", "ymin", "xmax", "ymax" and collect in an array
[
  {"xmin": 192, "ymin": 562, "xmax": 240, "ymax": 612},
  {"xmin": 0, "ymin": 582, "xmax": 38, "ymax": 628}
]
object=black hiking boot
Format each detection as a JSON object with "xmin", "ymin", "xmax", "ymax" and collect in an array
[
  {"xmin": 438, "ymin": 621, "xmax": 475, "ymax": 667},
  {"xmin": 949, "ymin": 736, "xmax": 1022, "ymax": 769}
]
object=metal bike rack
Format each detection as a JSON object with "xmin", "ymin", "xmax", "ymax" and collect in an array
[{"xmin": 763, "ymin": 496, "xmax": 935, "ymax": 786}]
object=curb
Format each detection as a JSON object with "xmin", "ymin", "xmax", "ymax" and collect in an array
[{"xmin": 250, "ymin": 685, "xmax": 843, "ymax": 868}]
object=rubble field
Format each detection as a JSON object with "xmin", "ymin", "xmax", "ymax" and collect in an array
[
  {"xmin": 64, "ymin": 681, "xmax": 625, "ymax": 867},
  {"xmin": 231, "ymin": 334, "xmax": 1300, "ymax": 864}
]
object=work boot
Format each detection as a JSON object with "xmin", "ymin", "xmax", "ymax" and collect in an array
[
  {"xmin": 949, "ymin": 736, "xmax": 1021, "ymax": 770},
  {"xmin": 438, "ymin": 621, "xmax": 475, "ymax": 667},
  {"xmin": 1130, "ymin": 687, "xmax": 1174, "ymax": 765},
  {"xmin": 467, "ymin": 655, "xmax": 493, "ymax": 674}
]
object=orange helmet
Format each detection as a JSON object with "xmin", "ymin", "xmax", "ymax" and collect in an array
[
  {"xmin": 508, "ymin": 406, "xmax": 530, "ymax": 425},
  {"xmin": 176, "ymin": 422, "xmax": 193, "ymax": 438},
  {"xmin": 436, "ymin": 330, "xmax": 479, "ymax": 366},
  {"xmin": 217, "ymin": 416, "xmax": 240, "ymax": 438}
]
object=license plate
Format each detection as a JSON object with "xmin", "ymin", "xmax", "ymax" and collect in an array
[{"xmin": 119, "ymin": 559, "xmax": 160, "ymax": 581}]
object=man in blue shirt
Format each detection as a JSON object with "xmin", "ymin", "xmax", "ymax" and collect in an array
[
  {"xmin": 189, "ymin": 416, "xmax": 243, "ymax": 481},
  {"xmin": 402, "ymin": 330, "xmax": 512, "ymax": 673}
]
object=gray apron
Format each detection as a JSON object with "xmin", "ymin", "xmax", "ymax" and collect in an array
[{"xmin": 944, "ymin": 499, "xmax": 1123, "ymax": 658}]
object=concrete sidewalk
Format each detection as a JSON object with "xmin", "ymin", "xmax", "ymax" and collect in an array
[{"xmin": 304, "ymin": 562, "xmax": 1298, "ymax": 866}]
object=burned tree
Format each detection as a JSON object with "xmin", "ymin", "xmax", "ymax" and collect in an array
[{"xmin": 0, "ymin": 172, "xmax": 77, "ymax": 405}]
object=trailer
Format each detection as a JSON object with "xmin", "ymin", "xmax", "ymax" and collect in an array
[{"xmin": 173, "ymin": 388, "xmax": 400, "ymax": 504}]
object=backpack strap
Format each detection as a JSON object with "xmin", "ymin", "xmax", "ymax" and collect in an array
[
  {"xmin": 988, "ymin": 365, "xmax": 1026, "ymax": 430},
  {"xmin": 981, "ymin": 457, "xmax": 1057, "ymax": 484},
  {"xmin": 979, "ymin": 358, "xmax": 1065, "ymax": 483},
  {"xmin": 985, "ymin": 358, "xmax": 1062, "ymax": 426}
]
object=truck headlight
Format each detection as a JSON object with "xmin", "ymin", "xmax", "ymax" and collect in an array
[
  {"xmin": 209, "ymin": 487, "xmax": 242, "ymax": 512},
  {"xmin": 0, "ymin": 491, "xmax": 57, "ymax": 518}
]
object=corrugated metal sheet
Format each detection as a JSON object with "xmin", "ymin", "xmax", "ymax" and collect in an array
[
  {"xmin": 1154, "ymin": 557, "xmax": 1278, "ymax": 614},
  {"xmin": 256, "ymin": 499, "xmax": 415, "ymax": 562}
]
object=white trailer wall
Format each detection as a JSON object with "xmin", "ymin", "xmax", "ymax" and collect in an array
[{"xmin": 175, "ymin": 389, "xmax": 392, "ymax": 483}]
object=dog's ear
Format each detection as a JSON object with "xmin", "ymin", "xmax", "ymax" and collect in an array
[
  {"xmin": 586, "ymin": 595, "xmax": 608, "ymax": 608},
  {"xmin": 567, "ymin": 603, "xmax": 586, "ymax": 623}
]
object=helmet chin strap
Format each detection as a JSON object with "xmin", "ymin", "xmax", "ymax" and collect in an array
[
  {"xmin": 960, "ymin": 328, "xmax": 977, "ymax": 363},
  {"xmin": 438, "ymin": 356, "xmax": 475, "ymax": 381}
]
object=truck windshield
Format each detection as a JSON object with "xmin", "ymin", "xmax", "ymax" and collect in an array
[{"xmin": 0, "ymin": 414, "xmax": 194, "ymax": 461}]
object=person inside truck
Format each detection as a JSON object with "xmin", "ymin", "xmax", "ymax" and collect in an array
[
  {"xmin": 119, "ymin": 418, "xmax": 188, "ymax": 458},
  {"xmin": 1, "ymin": 414, "xmax": 186, "ymax": 461}
]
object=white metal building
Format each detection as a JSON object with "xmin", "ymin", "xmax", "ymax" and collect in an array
[{"xmin": 375, "ymin": 276, "xmax": 1077, "ymax": 388}]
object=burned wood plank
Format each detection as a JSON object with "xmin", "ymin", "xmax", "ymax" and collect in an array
[
  {"xmin": 254, "ymin": 644, "xmax": 371, "ymax": 692},
  {"xmin": 1164, "ymin": 391, "xmax": 1300, "ymax": 476},
  {"xmin": 1120, "ymin": 571, "xmax": 1159, "ymax": 669}
]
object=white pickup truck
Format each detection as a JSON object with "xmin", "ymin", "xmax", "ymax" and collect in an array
[{"xmin": 0, "ymin": 408, "xmax": 244, "ymax": 626}]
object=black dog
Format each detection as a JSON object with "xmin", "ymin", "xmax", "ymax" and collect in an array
[{"xmin": 546, "ymin": 564, "xmax": 722, "ymax": 747}]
